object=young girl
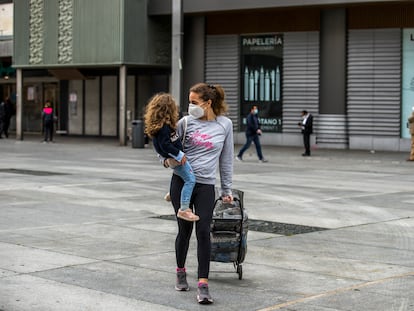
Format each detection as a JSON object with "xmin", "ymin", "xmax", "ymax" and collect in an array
[{"xmin": 144, "ymin": 93, "xmax": 199, "ymax": 222}]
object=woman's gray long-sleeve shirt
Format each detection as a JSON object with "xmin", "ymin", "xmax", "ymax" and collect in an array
[{"xmin": 177, "ymin": 115, "xmax": 234, "ymax": 196}]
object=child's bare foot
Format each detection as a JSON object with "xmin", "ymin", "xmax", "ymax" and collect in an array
[{"xmin": 177, "ymin": 209, "xmax": 200, "ymax": 222}]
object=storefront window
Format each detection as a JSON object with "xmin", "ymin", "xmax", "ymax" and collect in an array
[
  {"xmin": 240, "ymin": 34, "xmax": 283, "ymax": 132},
  {"xmin": 402, "ymin": 28, "xmax": 414, "ymax": 138}
]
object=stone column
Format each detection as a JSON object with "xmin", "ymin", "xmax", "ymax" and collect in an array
[
  {"xmin": 16, "ymin": 68, "xmax": 23, "ymax": 141},
  {"xmin": 172, "ymin": 0, "xmax": 183, "ymax": 106},
  {"xmin": 119, "ymin": 65, "xmax": 127, "ymax": 146}
]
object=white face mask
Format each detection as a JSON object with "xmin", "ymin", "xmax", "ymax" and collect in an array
[{"xmin": 188, "ymin": 103, "xmax": 204, "ymax": 119}]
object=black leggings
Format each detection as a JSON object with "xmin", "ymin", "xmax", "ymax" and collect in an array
[{"xmin": 170, "ymin": 174, "xmax": 215, "ymax": 279}]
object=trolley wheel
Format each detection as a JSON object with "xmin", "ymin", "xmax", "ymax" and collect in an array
[{"xmin": 237, "ymin": 264, "xmax": 243, "ymax": 280}]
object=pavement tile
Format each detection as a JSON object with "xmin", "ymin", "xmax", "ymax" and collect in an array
[
  {"xmin": 0, "ymin": 274, "xmax": 180, "ymax": 311},
  {"xmin": 0, "ymin": 242, "xmax": 97, "ymax": 273},
  {"xmin": 0, "ymin": 137, "xmax": 413, "ymax": 310}
]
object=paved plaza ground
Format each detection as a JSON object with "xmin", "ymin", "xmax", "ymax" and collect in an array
[{"xmin": 0, "ymin": 135, "xmax": 413, "ymax": 310}]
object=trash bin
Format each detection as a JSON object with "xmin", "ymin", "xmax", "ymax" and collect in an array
[{"xmin": 131, "ymin": 120, "xmax": 144, "ymax": 148}]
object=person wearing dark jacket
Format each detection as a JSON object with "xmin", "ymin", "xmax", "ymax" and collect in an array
[
  {"xmin": 299, "ymin": 110, "xmax": 313, "ymax": 156},
  {"xmin": 42, "ymin": 101, "xmax": 55, "ymax": 142},
  {"xmin": 0, "ymin": 101, "xmax": 4, "ymax": 138},
  {"xmin": 236, "ymin": 105, "xmax": 268, "ymax": 162},
  {"xmin": 0, "ymin": 97, "xmax": 14, "ymax": 138}
]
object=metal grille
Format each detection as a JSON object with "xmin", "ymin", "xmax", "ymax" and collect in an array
[
  {"xmin": 206, "ymin": 33, "xmax": 320, "ymax": 133},
  {"xmin": 283, "ymin": 32, "xmax": 320, "ymax": 133},
  {"xmin": 205, "ymin": 35, "xmax": 240, "ymax": 130},
  {"xmin": 347, "ymin": 29, "xmax": 401, "ymax": 136},
  {"xmin": 316, "ymin": 114, "xmax": 348, "ymax": 147}
]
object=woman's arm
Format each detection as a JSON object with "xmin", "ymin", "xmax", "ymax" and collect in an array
[{"xmin": 219, "ymin": 118, "xmax": 234, "ymax": 198}]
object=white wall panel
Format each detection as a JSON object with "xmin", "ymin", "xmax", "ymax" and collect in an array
[
  {"xmin": 68, "ymin": 80, "xmax": 83, "ymax": 135},
  {"xmin": 102, "ymin": 76, "xmax": 117, "ymax": 136},
  {"xmin": 84, "ymin": 78, "xmax": 99, "ymax": 135}
]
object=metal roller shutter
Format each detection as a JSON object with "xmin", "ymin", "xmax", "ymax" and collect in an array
[
  {"xmin": 347, "ymin": 29, "xmax": 401, "ymax": 136},
  {"xmin": 206, "ymin": 33, "xmax": 320, "ymax": 134},
  {"xmin": 316, "ymin": 114, "xmax": 348, "ymax": 147},
  {"xmin": 205, "ymin": 35, "xmax": 239, "ymax": 130},
  {"xmin": 283, "ymin": 32, "xmax": 319, "ymax": 134}
]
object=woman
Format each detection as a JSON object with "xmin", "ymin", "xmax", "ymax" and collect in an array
[{"xmin": 164, "ymin": 83, "xmax": 234, "ymax": 304}]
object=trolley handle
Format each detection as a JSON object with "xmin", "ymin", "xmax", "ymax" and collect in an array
[
  {"xmin": 214, "ymin": 196, "xmax": 244, "ymax": 219},
  {"xmin": 216, "ymin": 196, "xmax": 241, "ymax": 204}
]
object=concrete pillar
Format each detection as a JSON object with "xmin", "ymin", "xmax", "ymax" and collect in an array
[
  {"xmin": 183, "ymin": 16, "xmax": 205, "ymax": 111},
  {"xmin": 319, "ymin": 8, "xmax": 346, "ymax": 114},
  {"xmin": 16, "ymin": 68, "xmax": 23, "ymax": 141},
  {"xmin": 119, "ymin": 65, "xmax": 127, "ymax": 146},
  {"xmin": 172, "ymin": 0, "xmax": 183, "ymax": 106},
  {"xmin": 318, "ymin": 9, "xmax": 348, "ymax": 148}
]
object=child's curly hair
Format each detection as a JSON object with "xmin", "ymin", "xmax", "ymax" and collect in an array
[{"xmin": 144, "ymin": 93, "xmax": 179, "ymax": 138}]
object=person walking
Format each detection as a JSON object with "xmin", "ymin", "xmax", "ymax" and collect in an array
[
  {"xmin": 42, "ymin": 101, "xmax": 55, "ymax": 143},
  {"xmin": 407, "ymin": 107, "xmax": 414, "ymax": 161},
  {"xmin": 236, "ymin": 105, "xmax": 268, "ymax": 162},
  {"xmin": 163, "ymin": 83, "xmax": 234, "ymax": 304},
  {"xmin": 144, "ymin": 93, "xmax": 199, "ymax": 222},
  {"xmin": 299, "ymin": 110, "xmax": 313, "ymax": 156}
]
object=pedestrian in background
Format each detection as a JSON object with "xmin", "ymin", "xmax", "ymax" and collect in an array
[
  {"xmin": 0, "ymin": 96, "xmax": 14, "ymax": 138},
  {"xmin": 298, "ymin": 110, "xmax": 313, "ymax": 156},
  {"xmin": 0, "ymin": 100, "xmax": 4, "ymax": 139},
  {"xmin": 163, "ymin": 83, "xmax": 234, "ymax": 304},
  {"xmin": 236, "ymin": 105, "xmax": 268, "ymax": 162},
  {"xmin": 42, "ymin": 101, "xmax": 55, "ymax": 143},
  {"xmin": 407, "ymin": 107, "xmax": 414, "ymax": 161}
]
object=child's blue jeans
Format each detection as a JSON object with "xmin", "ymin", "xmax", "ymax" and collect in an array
[{"xmin": 173, "ymin": 161, "xmax": 196, "ymax": 210}]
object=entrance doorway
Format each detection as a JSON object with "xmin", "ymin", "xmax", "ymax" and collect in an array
[{"xmin": 22, "ymin": 82, "xmax": 59, "ymax": 132}]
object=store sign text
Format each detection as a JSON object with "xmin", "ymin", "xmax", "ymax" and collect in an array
[{"xmin": 242, "ymin": 36, "xmax": 283, "ymax": 47}]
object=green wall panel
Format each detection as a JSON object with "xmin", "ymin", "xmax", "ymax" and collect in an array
[
  {"xmin": 147, "ymin": 16, "xmax": 170, "ymax": 66},
  {"xmin": 124, "ymin": 0, "xmax": 147, "ymax": 64},
  {"xmin": 43, "ymin": 0, "xmax": 58, "ymax": 64},
  {"xmin": 73, "ymin": 0, "xmax": 122, "ymax": 64},
  {"xmin": 13, "ymin": 0, "xmax": 30, "ymax": 66},
  {"xmin": 13, "ymin": 0, "xmax": 171, "ymax": 67}
]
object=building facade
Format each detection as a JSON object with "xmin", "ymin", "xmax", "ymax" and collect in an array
[
  {"xmin": 164, "ymin": 0, "xmax": 414, "ymax": 151},
  {"xmin": 8, "ymin": 0, "xmax": 414, "ymax": 151},
  {"xmin": 12, "ymin": 0, "xmax": 171, "ymax": 144},
  {"xmin": 0, "ymin": 1, "xmax": 14, "ymax": 103}
]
